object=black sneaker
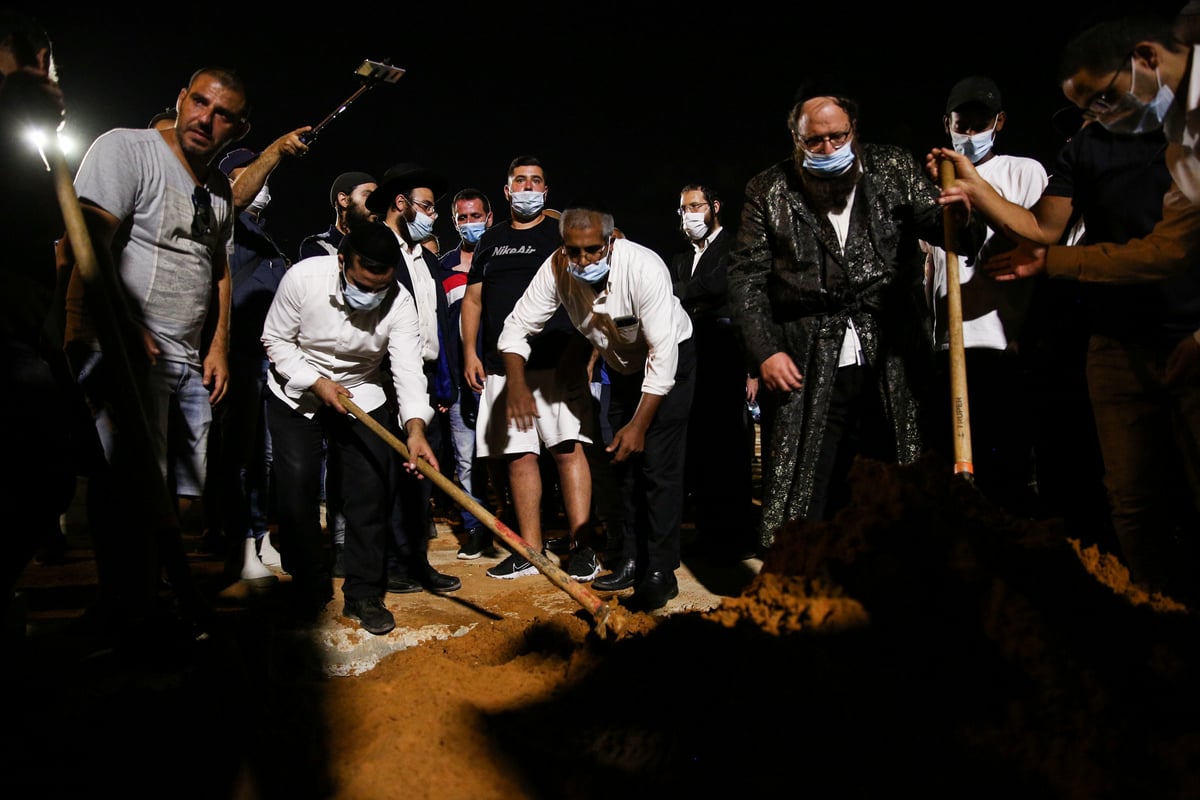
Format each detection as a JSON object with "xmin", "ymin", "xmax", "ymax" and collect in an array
[
  {"xmin": 457, "ymin": 528, "xmax": 493, "ymax": 560},
  {"xmin": 486, "ymin": 553, "xmax": 539, "ymax": 580},
  {"xmin": 342, "ymin": 596, "xmax": 395, "ymax": 635},
  {"xmin": 566, "ymin": 546, "xmax": 600, "ymax": 582}
]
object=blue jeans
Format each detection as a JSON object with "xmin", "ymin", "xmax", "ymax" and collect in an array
[
  {"xmin": 71, "ymin": 345, "xmax": 212, "ymax": 498},
  {"xmin": 447, "ymin": 395, "xmax": 482, "ymax": 531},
  {"xmin": 148, "ymin": 358, "xmax": 213, "ymax": 498}
]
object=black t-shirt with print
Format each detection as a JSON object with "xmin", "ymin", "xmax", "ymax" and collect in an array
[{"xmin": 467, "ymin": 217, "xmax": 581, "ymax": 374}]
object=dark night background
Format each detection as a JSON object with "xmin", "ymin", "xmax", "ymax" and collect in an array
[{"xmin": 21, "ymin": 2, "xmax": 1187, "ymax": 261}]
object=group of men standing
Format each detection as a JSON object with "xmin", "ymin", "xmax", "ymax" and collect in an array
[{"xmin": 7, "ymin": 6, "xmax": 1200, "ymax": 647}]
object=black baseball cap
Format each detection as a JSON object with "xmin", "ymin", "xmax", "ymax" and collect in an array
[{"xmin": 945, "ymin": 75, "xmax": 1003, "ymax": 115}]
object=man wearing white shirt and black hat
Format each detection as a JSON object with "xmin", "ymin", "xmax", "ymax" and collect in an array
[{"xmin": 262, "ymin": 221, "xmax": 438, "ymax": 634}]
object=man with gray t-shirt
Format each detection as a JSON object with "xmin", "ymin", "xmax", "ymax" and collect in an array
[{"xmin": 64, "ymin": 66, "xmax": 249, "ymax": 641}]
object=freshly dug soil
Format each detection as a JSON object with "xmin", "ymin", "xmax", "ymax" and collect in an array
[
  {"xmin": 318, "ymin": 454, "xmax": 1200, "ymax": 799},
  {"xmin": 6, "ymin": 454, "xmax": 1198, "ymax": 800}
]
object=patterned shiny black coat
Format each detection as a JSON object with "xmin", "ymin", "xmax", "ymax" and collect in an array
[{"xmin": 728, "ymin": 144, "xmax": 983, "ymax": 547}]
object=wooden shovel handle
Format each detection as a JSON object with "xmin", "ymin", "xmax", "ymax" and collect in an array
[
  {"xmin": 939, "ymin": 158, "xmax": 974, "ymax": 477},
  {"xmin": 339, "ymin": 396, "xmax": 626, "ymax": 637}
]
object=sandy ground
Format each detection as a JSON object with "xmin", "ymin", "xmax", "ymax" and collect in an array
[{"xmin": 5, "ymin": 454, "xmax": 1200, "ymax": 800}]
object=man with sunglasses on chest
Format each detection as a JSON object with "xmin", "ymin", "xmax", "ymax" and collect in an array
[
  {"xmin": 65, "ymin": 67, "xmax": 247, "ymax": 639},
  {"xmin": 498, "ymin": 201, "xmax": 694, "ymax": 611}
]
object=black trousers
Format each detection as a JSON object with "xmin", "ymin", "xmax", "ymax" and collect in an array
[
  {"xmin": 608, "ymin": 338, "xmax": 695, "ymax": 577},
  {"xmin": 807, "ymin": 363, "xmax": 891, "ymax": 522},
  {"xmin": 267, "ymin": 394, "xmax": 397, "ymax": 602}
]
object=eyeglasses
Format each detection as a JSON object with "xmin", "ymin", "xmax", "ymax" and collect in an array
[
  {"xmin": 1087, "ymin": 54, "xmax": 1132, "ymax": 118},
  {"xmin": 676, "ymin": 202, "xmax": 710, "ymax": 217},
  {"xmin": 405, "ymin": 196, "xmax": 437, "ymax": 216},
  {"xmin": 191, "ymin": 186, "xmax": 213, "ymax": 238},
  {"xmin": 563, "ymin": 241, "xmax": 609, "ymax": 258},
  {"xmin": 798, "ymin": 130, "xmax": 851, "ymax": 150}
]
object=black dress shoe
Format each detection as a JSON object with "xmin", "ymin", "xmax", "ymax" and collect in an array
[
  {"xmin": 386, "ymin": 574, "xmax": 422, "ymax": 594},
  {"xmin": 592, "ymin": 558, "xmax": 636, "ymax": 591},
  {"xmin": 342, "ymin": 596, "xmax": 395, "ymax": 636},
  {"xmin": 420, "ymin": 567, "xmax": 462, "ymax": 594},
  {"xmin": 629, "ymin": 570, "xmax": 678, "ymax": 611}
]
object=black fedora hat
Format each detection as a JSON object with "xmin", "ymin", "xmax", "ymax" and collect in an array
[{"xmin": 366, "ymin": 162, "xmax": 448, "ymax": 214}]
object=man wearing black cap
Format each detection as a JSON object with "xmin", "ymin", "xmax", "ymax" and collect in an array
[
  {"xmin": 932, "ymin": 15, "xmax": 1200, "ymax": 600},
  {"xmin": 367, "ymin": 163, "xmax": 460, "ymax": 594},
  {"xmin": 727, "ymin": 81, "xmax": 984, "ymax": 553},
  {"xmin": 262, "ymin": 220, "xmax": 439, "ymax": 634},
  {"xmin": 298, "ymin": 171, "xmax": 378, "ymax": 260},
  {"xmin": 922, "ymin": 75, "xmax": 1048, "ymax": 519}
]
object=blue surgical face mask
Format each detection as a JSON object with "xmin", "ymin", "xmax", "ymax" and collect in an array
[
  {"xmin": 801, "ymin": 139, "xmax": 857, "ymax": 175},
  {"xmin": 1100, "ymin": 58, "xmax": 1175, "ymax": 135},
  {"xmin": 457, "ymin": 221, "xmax": 487, "ymax": 244},
  {"xmin": 569, "ymin": 256, "xmax": 611, "ymax": 284},
  {"xmin": 406, "ymin": 210, "xmax": 436, "ymax": 242},
  {"xmin": 510, "ymin": 190, "xmax": 545, "ymax": 217},
  {"xmin": 950, "ymin": 128, "xmax": 995, "ymax": 164},
  {"xmin": 342, "ymin": 270, "xmax": 388, "ymax": 312}
]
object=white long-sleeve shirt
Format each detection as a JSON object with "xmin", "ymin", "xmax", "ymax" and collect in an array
[
  {"xmin": 498, "ymin": 237, "xmax": 693, "ymax": 397},
  {"xmin": 262, "ymin": 255, "xmax": 434, "ymax": 424}
]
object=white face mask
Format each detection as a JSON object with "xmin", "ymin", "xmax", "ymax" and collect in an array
[
  {"xmin": 510, "ymin": 190, "xmax": 545, "ymax": 218},
  {"xmin": 681, "ymin": 211, "xmax": 709, "ymax": 240},
  {"xmin": 248, "ymin": 184, "xmax": 271, "ymax": 215},
  {"xmin": 950, "ymin": 128, "xmax": 995, "ymax": 164}
]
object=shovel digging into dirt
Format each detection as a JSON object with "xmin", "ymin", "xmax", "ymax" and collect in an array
[{"xmin": 339, "ymin": 396, "xmax": 630, "ymax": 640}]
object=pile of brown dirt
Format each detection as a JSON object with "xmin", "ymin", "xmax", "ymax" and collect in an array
[
  {"xmin": 317, "ymin": 455, "xmax": 1200, "ymax": 799},
  {"xmin": 7, "ymin": 454, "xmax": 1199, "ymax": 799}
]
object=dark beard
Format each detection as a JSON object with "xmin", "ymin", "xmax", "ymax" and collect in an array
[
  {"xmin": 346, "ymin": 205, "xmax": 375, "ymax": 232},
  {"xmin": 793, "ymin": 147, "xmax": 861, "ymax": 216}
]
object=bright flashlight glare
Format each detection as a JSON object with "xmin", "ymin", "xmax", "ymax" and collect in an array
[
  {"xmin": 57, "ymin": 131, "xmax": 78, "ymax": 156},
  {"xmin": 22, "ymin": 125, "xmax": 80, "ymax": 163},
  {"xmin": 23, "ymin": 127, "xmax": 51, "ymax": 151}
]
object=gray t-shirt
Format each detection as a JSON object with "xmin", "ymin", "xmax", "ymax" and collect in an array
[{"xmin": 73, "ymin": 128, "xmax": 234, "ymax": 365}]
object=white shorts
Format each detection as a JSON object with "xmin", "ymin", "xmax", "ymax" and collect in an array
[{"xmin": 475, "ymin": 368, "xmax": 594, "ymax": 457}]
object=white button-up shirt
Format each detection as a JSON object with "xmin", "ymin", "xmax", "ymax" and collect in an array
[
  {"xmin": 262, "ymin": 255, "xmax": 434, "ymax": 424},
  {"xmin": 498, "ymin": 237, "xmax": 692, "ymax": 397}
]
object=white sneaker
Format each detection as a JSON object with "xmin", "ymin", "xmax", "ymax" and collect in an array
[
  {"xmin": 240, "ymin": 538, "xmax": 277, "ymax": 584},
  {"xmin": 257, "ymin": 531, "xmax": 282, "ymax": 568}
]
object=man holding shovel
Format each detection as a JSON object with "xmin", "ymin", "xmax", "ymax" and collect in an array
[{"xmin": 262, "ymin": 220, "xmax": 437, "ymax": 635}]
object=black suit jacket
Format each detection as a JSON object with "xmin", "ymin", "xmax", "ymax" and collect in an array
[
  {"xmin": 670, "ymin": 227, "xmax": 732, "ymax": 323},
  {"xmin": 393, "ymin": 245, "xmax": 454, "ymax": 406}
]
